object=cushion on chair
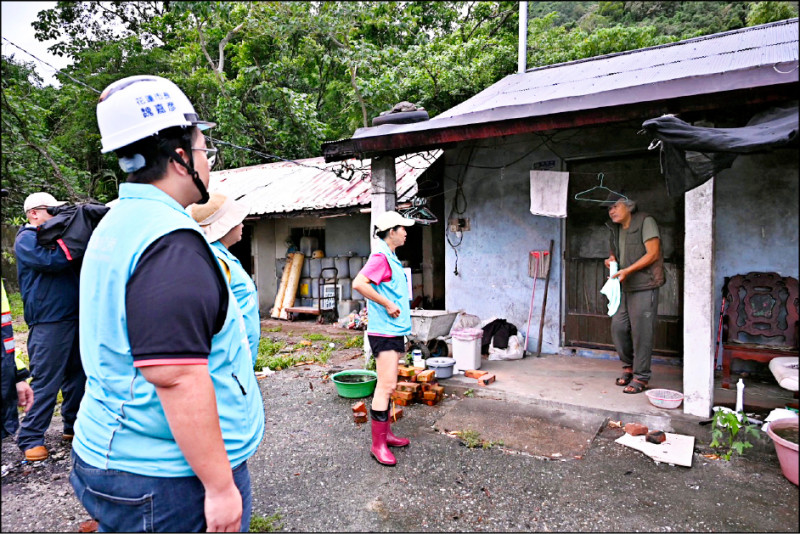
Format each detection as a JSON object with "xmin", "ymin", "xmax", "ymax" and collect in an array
[{"xmin": 769, "ymin": 357, "xmax": 800, "ymax": 391}]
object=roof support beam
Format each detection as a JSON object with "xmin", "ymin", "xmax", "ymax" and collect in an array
[{"xmin": 370, "ymin": 155, "xmax": 396, "ymax": 251}]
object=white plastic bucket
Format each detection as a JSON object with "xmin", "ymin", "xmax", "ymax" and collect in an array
[{"xmin": 451, "ymin": 328, "xmax": 482, "ymax": 373}]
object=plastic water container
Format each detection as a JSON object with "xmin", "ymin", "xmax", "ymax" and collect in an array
[
  {"xmin": 451, "ymin": 328, "xmax": 483, "ymax": 373},
  {"xmin": 334, "ymin": 256, "xmax": 350, "ymax": 279},
  {"xmin": 298, "ymin": 278, "xmax": 312, "ymax": 298},
  {"xmin": 349, "ymin": 256, "xmax": 364, "ymax": 277},
  {"xmin": 299, "ymin": 236, "xmax": 318, "ymax": 257},
  {"xmin": 309, "ymin": 258, "xmax": 322, "ymax": 278}
]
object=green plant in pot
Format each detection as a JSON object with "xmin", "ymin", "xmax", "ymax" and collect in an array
[{"xmin": 710, "ymin": 409, "xmax": 761, "ymax": 461}]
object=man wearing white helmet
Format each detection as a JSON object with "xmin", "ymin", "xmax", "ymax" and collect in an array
[
  {"xmin": 13, "ymin": 191, "xmax": 85, "ymax": 462},
  {"xmin": 70, "ymin": 76, "xmax": 265, "ymax": 532}
]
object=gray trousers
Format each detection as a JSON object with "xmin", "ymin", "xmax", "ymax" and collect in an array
[
  {"xmin": 17, "ymin": 320, "xmax": 85, "ymax": 451},
  {"xmin": 611, "ymin": 288, "xmax": 659, "ymax": 382}
]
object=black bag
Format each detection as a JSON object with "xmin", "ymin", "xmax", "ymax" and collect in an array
[{"xmin": 37, "ymin": 202, "xmax": 110, "ymax": 261}]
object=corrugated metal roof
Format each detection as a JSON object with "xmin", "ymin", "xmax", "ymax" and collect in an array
[
  {"xmin": 323, "ymin": 19, "xmax": 798, "ymax": 160},
  {"xmin": 208, "ymin": 151, "xmax": 441, "ymax": 217}
]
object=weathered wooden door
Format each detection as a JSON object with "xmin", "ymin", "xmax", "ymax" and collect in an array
[{"xmin": 565, "ymin": 155, "xmax": 683, "ymax": 356}]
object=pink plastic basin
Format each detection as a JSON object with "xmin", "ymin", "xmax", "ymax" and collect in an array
[{"xmin": 766, "ymin": 417, "xmax": 799, "ymax": 486}]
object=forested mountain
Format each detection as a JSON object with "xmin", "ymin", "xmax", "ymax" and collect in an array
[{"xmin": 2, "ymin": 1, "xmax": 797, "ymax": 217}]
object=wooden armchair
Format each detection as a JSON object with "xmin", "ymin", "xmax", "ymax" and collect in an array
[{"xmin": 720, "ymin": 272, "xmax": 799, "ymax": 389}]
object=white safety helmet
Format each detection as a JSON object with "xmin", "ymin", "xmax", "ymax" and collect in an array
[{"xmin": 97, "ymin": 75, "xmax": 215, "ymax": 154}]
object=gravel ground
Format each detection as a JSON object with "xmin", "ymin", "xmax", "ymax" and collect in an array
[{"xmin": 2, "ymin": 319, "xmax": 799, "ymax": 532}]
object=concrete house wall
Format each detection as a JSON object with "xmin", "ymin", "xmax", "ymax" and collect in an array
[
  {"xmin": 714, "ymin": 148, "xmax": 799, "ymax": 320},
  {"xmin": 443, "ymin": 124, "xmax": 799, "ymax": 356}
]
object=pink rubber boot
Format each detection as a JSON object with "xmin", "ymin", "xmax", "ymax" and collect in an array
[{"xmin": 370, "ymin": 419, "xmax": 397, "ymax": 465}]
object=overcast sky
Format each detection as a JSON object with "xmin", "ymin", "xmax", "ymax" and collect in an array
[{"xmin": 1, "ymin": 1, "xmax": 71, "ymax": 87}]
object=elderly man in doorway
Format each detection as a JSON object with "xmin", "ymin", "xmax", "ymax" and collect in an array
[{"xmin": 603, "ymin": 192, "xmax": 665, "ymax": 394}]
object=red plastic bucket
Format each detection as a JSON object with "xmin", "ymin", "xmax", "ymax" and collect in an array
[{"xmin": 766, "ymin": 417, "xmax": 799, "ymax": 486}]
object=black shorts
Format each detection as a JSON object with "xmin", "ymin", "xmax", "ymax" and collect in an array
[{"xmin": 368, "ymin": 335, "xmax": 405, "ymax": 356}]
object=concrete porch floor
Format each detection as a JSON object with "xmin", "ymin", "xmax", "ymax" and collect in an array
[{"xmin": 441, "ymin": 350, "xmax": 797, "ymax": 432}]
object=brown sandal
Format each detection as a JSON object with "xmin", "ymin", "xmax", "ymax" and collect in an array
[
  {"xmin": 623, "ymin": 379, "xmax": 648, "ymax": 394},
  {"xmin": 615, "ymin": 368, "xmax": 633, "ymax": 386}
]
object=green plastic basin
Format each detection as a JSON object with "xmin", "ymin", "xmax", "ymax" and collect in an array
[{"xmin": 331, "ymin": 370, "xmax": 378, "ymax": 398}]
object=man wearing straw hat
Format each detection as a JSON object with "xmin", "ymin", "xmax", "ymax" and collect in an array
[
  {"xmin": 189, "ymin": 192, "xmax": 260, "ymax": 362},
  {"xmin": 70, "ymin": 75, "xmax": 264, "ymax": 532}
]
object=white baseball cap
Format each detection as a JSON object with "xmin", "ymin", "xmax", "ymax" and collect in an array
[
  {"xmin": 374, "ymin": 210, "xmax": 414, "ymax": 232},
  {"xmin": 188, "ymin": 192, "xmax": 249, "ymax": 243},
  {"xmin": 23, "ymin": 192, "xmax": 67, "ymax": 213}
]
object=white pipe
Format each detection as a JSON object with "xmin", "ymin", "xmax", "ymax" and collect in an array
[{"xmin": 518, "ymin": 1, "xmax": 528, "ymax": 73}]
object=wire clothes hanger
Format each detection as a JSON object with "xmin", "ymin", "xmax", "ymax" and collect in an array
[
  {"xmin": 573, "ymin": 173, "xmax": 628, "ymax": 203},
  {"xmin": 397, "ymin": 197, "xmax": 438, "ymax": 225}
]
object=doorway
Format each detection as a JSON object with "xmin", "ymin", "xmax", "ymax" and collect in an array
[{"xmin": 565, "ymin": 154, "xmax": 683, "ymax": 356}]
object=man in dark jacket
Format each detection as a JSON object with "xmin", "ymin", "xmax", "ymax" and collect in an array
[
  {"xmin": 14, "ymin": 192, "xmax": 85, "ymax": 461},
  {"xmin": 603, "ymin": 193, "xmax": 665, "ymax": 394}
]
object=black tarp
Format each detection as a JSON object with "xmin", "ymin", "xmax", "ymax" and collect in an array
[
  {"xmin": 37, "ymin": 203, "xmax": 110, "ymax": 261},
  {"xmin": 640, "ymin": 102, "xmax": 798, "ymax": 197}
]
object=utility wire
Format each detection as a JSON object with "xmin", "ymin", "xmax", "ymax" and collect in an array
[{"xmin": 2, "ymin": 37, "xmax": 101, "ymax": 94}]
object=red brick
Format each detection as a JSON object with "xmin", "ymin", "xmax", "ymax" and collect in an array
[
  {"xmin": 393, "ymin": 398, "xmax": 410, "ymax": 406},
  {"xmin": 624, "ymin": 423, "xmax": 649, "ymax": 436},
  {"xmin": 430, "ymin": 385, "xmax": 445, "ymax": 397},
  {"xmin": 391, "ymin": 390, "xmax": 415, "ymax": 401},
  {"xmin": 423, "ymin": 391, "xmax": 438, "ymax": 401},
  {"xmin": 351, "ymin": 401, "xmax": 366, "ymax": 413},
  {"xmin": 396, "ymin": 381, "xmax": 420, "ymax": 393},
  {"xmin": 416, "ymin": 369, "xmax": 436, "ymax": 382},
  {"xmin": 421, "ymin": 382, "xmax": 439, "ymax": 392},
  {"xmin": 464, "ymin": 369, "xmax": 489, "ymax": 379},
  {"xmin": 477, "ymin": 373, "xmax": 496, "ymax": 386},
  {"xmin": 398, "ymin": 366, "xmax": 416, "ymax": 377},
  {"xmin": 422, "ymin": 399, "xmax": 438, "ymax": 406},
  {"xmin": 390, "ymin": 407, "xmax": 404, "ymax": 421},
  {"xmin": 646, "ymin": 430, "xmax": 666, "ymax": 444},
  {"xmin": 353, "ymin": 411, "xmax": 368, "ymax": 424}
]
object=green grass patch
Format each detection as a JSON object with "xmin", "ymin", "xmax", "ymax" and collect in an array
[
  {"xmin": 344, "ymin": 334, "xmax": 362, "ymax": 349},
  {"xmin": 263, "ymin": 325, "xmax": 282, "ymax": 333},
  {"xmin": 7, "ymin": 292, "xmax": 28, "ymax": 333},
  {"xmin": 302, "ymin": 333, "xmax": 331, "ymax": 342},
  {"xmin": 249, "ymin": 512, "xmax": 282, "ymax": 532},
  {"xmin": 455, "ymin": 429, "xmax": 503, "ymax": 449}
]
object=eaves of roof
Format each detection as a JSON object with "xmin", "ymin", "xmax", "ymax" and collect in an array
[{"xmin": 322, "ymin": 19, "xmax": 799, "ymax": 162}]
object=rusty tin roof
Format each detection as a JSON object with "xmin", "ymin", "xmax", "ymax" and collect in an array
[{"xmin": 208, "ymin": 151, "xmax": 441, "ymax": 217}]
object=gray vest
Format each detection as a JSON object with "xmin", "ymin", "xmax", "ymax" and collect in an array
[{"xmin": 607, "ymin": 211, "xmax": 665, "ymax": 292}]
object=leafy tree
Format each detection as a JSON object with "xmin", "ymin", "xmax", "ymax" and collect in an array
[{"xmin": 747, "ymin": 1, "xmax": 799, "ymax": 25}]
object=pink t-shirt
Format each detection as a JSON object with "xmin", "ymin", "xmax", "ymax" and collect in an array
[{"xmin": 360, "ymin": 253, "xmax": 392, "ymax": 285}]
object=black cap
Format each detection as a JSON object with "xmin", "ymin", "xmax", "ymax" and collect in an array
[{"xmin": 599, "ymin": 190, "xmax": 628, "ymax": 207}]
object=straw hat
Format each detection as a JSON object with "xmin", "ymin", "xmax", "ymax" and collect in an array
[{"xmin": 188, "ymin": 192, "xmax": 249, "ymax": 243}]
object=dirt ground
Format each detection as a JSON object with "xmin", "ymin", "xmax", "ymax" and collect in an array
[
  {"xmin": 3, "ymin": 317, "xmax": 798, "ymax": 533},
  {"xmin": 1, "ymin": 316, "xmax": 366, "ymax": 532}
]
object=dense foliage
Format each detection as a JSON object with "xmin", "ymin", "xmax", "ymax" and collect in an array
[{"xmin": 1, "ymin": 1, "xmax": 797, "ymax": 219}]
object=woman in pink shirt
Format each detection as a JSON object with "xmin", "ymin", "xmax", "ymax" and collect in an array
[{"xmin": 352, "ymin": 211, "xmax": 414, "ymax": 466}]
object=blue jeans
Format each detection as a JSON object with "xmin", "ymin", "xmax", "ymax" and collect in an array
[
  {"xmin": 70, "ymin": 451, "xmax": 252, "ymax": 532},
  {"xmin": 17, "ymin": 320, "xmax": 85, "ymax": 450}
]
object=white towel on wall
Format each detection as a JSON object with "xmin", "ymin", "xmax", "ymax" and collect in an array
[{"xmin": 529, "ymin": 170, "xmax": 569, "ymax": 218}]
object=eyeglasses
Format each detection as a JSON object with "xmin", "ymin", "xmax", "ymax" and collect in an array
[{"xmin": 192, "ymin": 147, "xmax": 218, "ymax": 169}]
